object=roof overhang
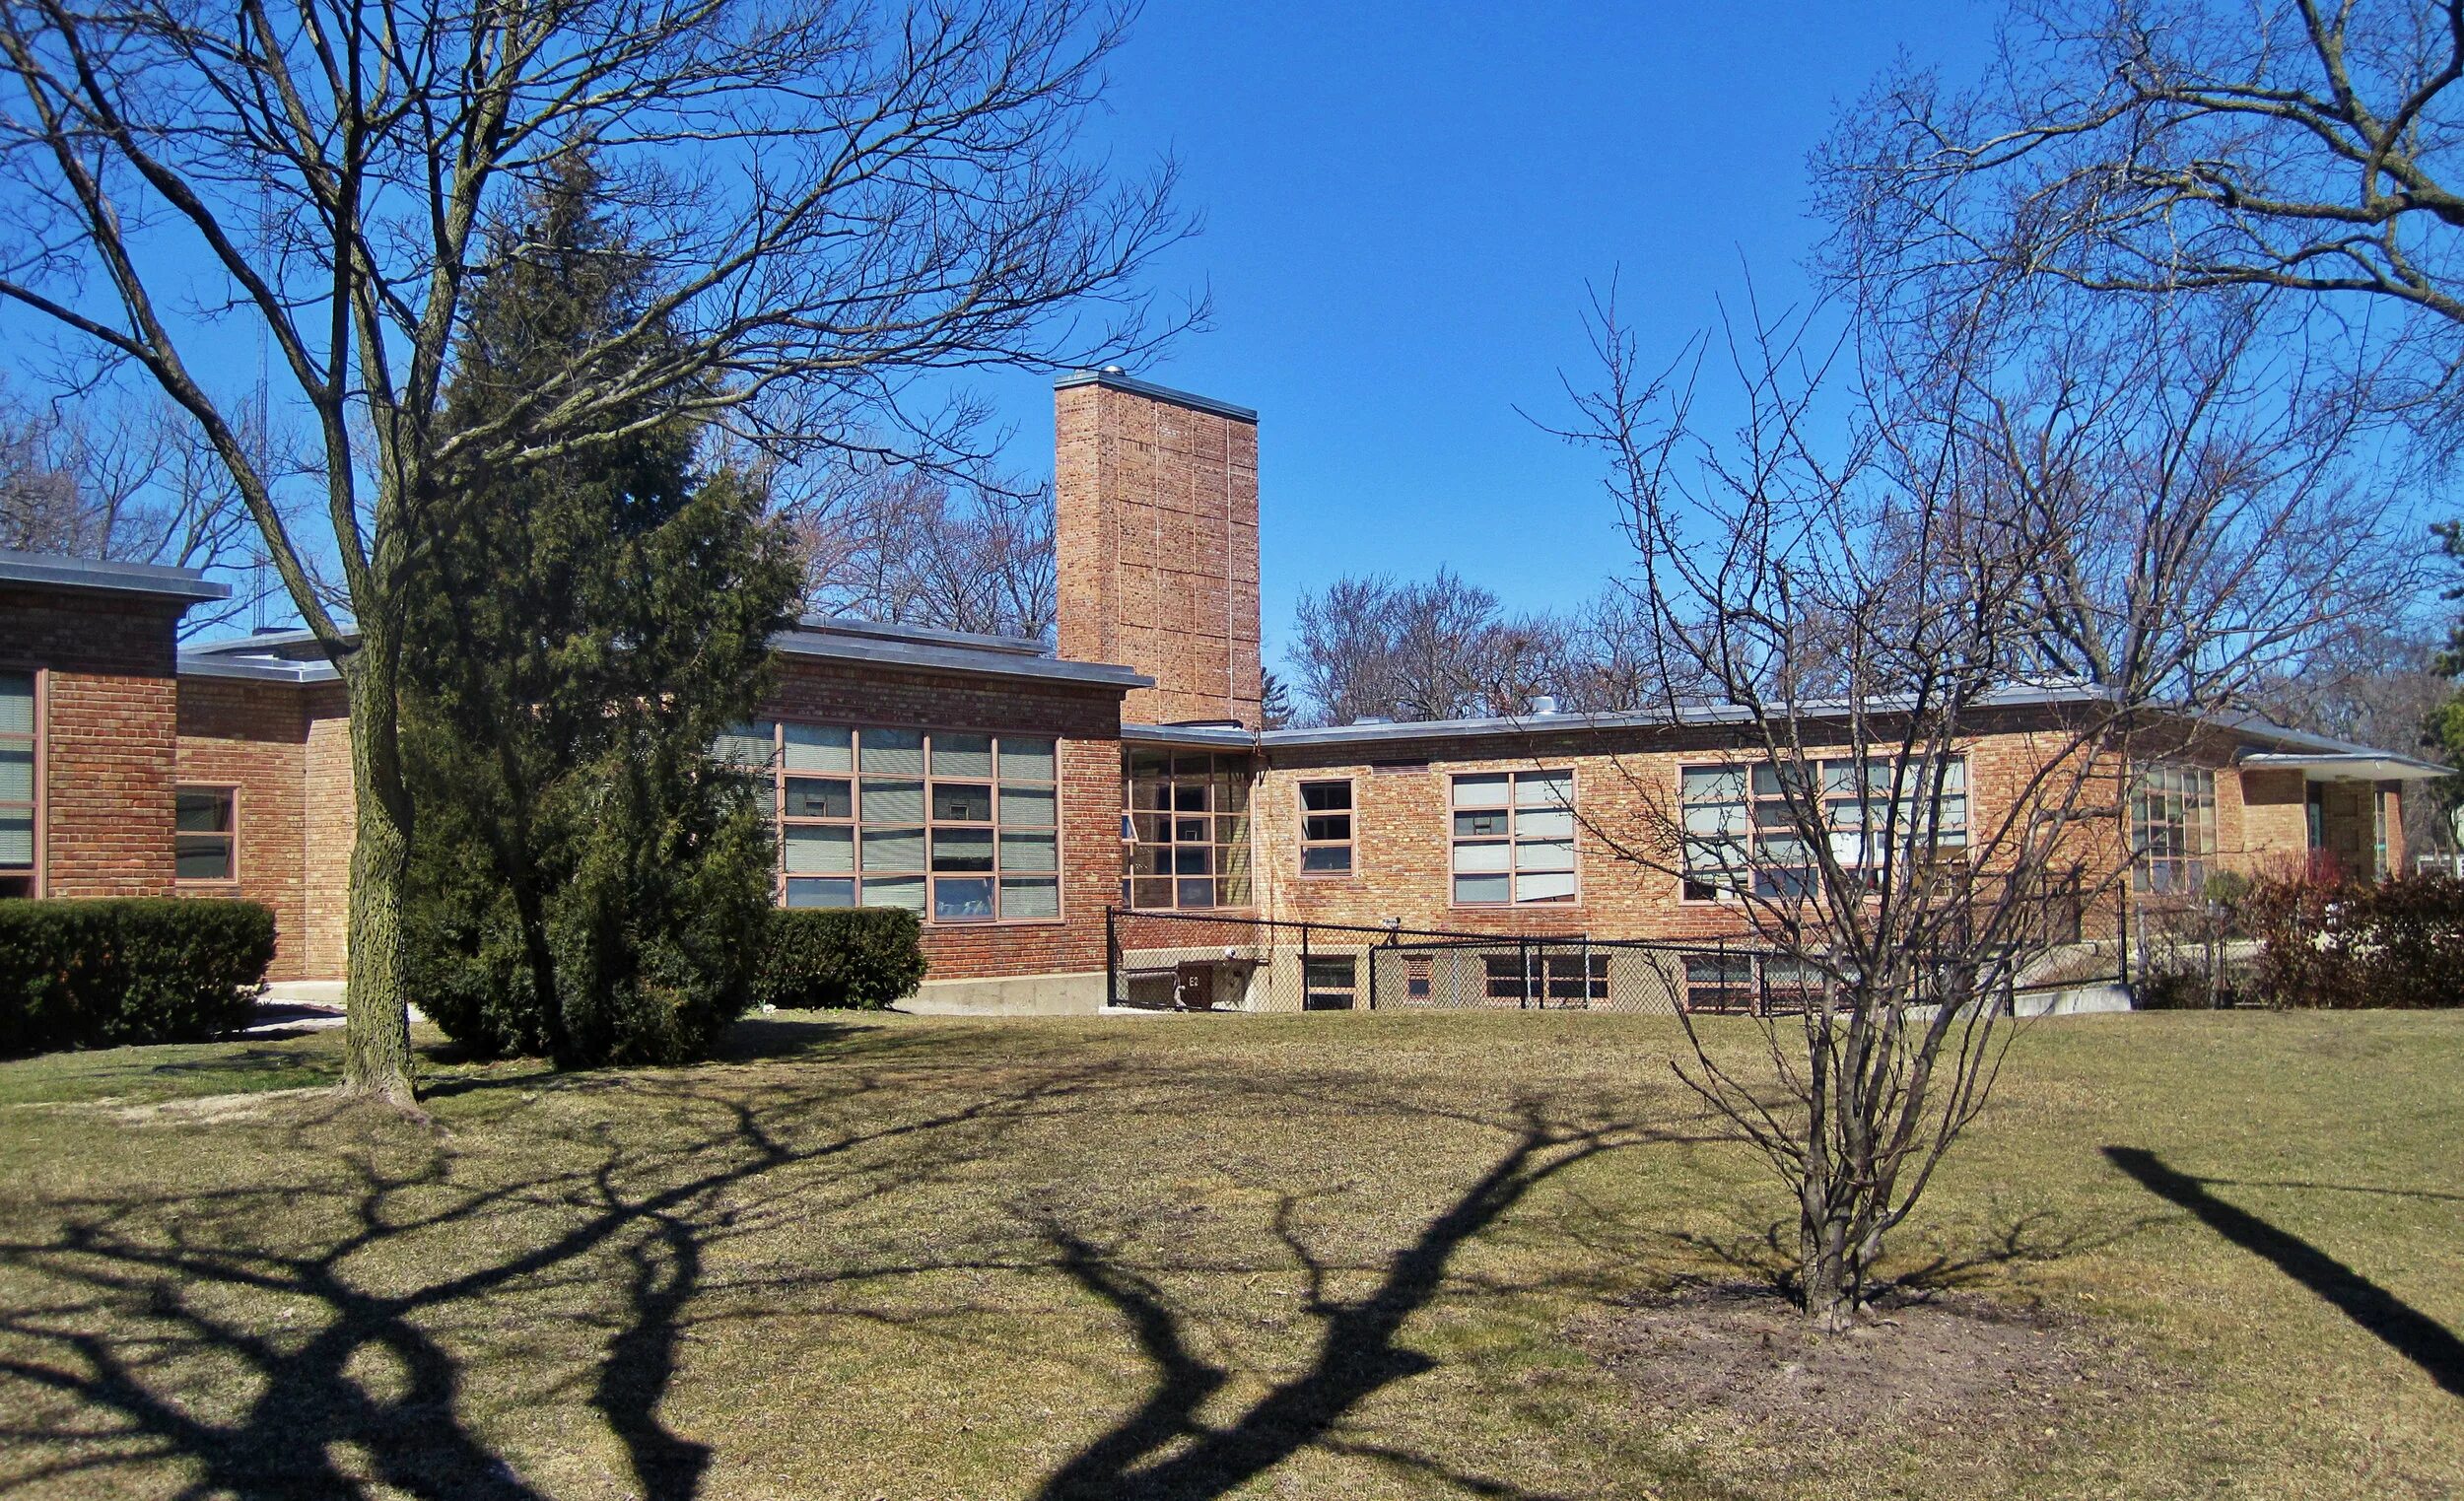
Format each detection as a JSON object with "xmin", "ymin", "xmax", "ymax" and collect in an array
[
  {"xmin": 771, "ymin": 628, "xmax": 1150, "ymax": 691},
  {"xmin": 1122, "ymin": 721, "xmax": 1258, "ymax": 749},
  {"xmin": 2237, "ymin": 751, "xmax": 2449, "ymax": 784},
  {"xmin": 0, "ymin": 548, "xmax": 230, "ymax": 605}
]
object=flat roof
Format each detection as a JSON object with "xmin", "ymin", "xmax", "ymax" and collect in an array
[
  {"xmin": 0, "ymin": 547, "xmax": 231, "ymax": 604},
  {"xmin": 1054, "ymin": 369, "xmax": 1259, "ymax": 423},
  {"xmin": 770, "ymin": 625, "xmax": 1149, "ymax": 690}
]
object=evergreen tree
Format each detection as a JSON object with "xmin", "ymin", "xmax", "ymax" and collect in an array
[{"xmin": 402, "ymin": 155, "xmax": 798, "ymax": 1066}]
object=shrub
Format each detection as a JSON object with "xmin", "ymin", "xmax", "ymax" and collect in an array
[
  {"xmin": 0, "ymin": 898, "xmax": 275, "ymax": 1056},
  {"xmin": 2244, "ymin": 872, "xmax": 2464, "ymax": 1009},
  {"xmin": 753, "ymin": 908, "xmax": 927, "ymax": 1011}
]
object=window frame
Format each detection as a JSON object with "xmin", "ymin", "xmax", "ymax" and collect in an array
[
  {"xmin": 0, "ymin": 667, "xmax": 40, "ymax": 898},
  {"xmin": 1302, "ymin": 953, "xmax": 1357, "ymax": 1010},
  {"xmin": 1677, "ymin": 755, "xmax": 1969, "ymax": 905},
  {"xmin": 2131, "ymin": 762, "xmax": 2218, "ymax": 897},
  {"xmin": 732, "ymin": 718, "xmax": 1065, "ymax": 925},
  {"xmin": 1122, "ymin": 750, "xmax": 1253, "ymax": 912},
  {"xmin": 1296, "ymin": 777, "xmax": 1356, "ymax": 879},
  {"xmin": 1446, "ymin": 767, "xmax": 1580, "ymax": 908},
  {"xmin": 172, "ymin": 784, "xmax": 241, "ymax": 887}
]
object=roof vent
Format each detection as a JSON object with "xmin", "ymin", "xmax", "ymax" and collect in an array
[
  {"xmin": 1351, "ymin": 716, "xmax": 1391, "ymax": 725},
  {"xmin": 1100, "ymin": 364, "xmax": 1126, "ymax": 375},
  {"xmin": 1529, "ymin": 695, "xmax": 1560, "ymax": 716}
]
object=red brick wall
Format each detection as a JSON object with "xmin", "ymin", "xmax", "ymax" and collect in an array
[
  {"xmin": 1056, "ymin": 378, "xmax": 1263, "ymax": 727},
  {"xmin": 0, "ymin": 587, "xmax": 183, "ymax": 899},
  {"xmin": 762, "ymin": 656, "xmax": 1128, "ymax": 981},
  {"xmin": 175, "ymin": 678, "xmax": 310, "ymax": 980}
]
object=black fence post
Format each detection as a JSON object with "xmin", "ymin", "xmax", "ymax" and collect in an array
[
  {"xmin": 1105, "ymin": 907, "xmax": 1118, "ymax": 1008},
  {"xmin": 1366, "ymin": 943, "xmax": 1379, "ymax": 1011},
  {"xmin": 1300, "ymin": 921, "xmax": 1312, "ymax": 1011}
]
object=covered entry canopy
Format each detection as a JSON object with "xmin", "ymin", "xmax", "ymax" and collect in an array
[{"xmin": 2236, "ymin": 751, "xmax": 2449, "ymax": 783}]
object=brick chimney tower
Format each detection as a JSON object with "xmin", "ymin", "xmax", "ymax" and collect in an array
[{"xmin": 1054, "ymin": 369, "xmax": 1263, "ymax": 727}]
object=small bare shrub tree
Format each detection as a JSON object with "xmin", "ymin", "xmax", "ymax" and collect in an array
[{"xmin": 1556, "ymin": 278, "xmax": 2399, "ymax": 1328}]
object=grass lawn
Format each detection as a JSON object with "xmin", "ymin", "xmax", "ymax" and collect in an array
[{"xmin": 0, "ymin": 1008, "xmax": 2458, "ymax": 1500}]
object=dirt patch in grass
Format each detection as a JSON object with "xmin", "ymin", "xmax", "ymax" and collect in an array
[{"xmin": 1580, "ymin": 1281, "xmax": 2156, "ymax": 1488}]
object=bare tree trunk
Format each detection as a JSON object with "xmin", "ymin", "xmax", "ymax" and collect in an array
[{"xmin": 339, "ymin": 636, "xmax": 416, "ymax": 1107}]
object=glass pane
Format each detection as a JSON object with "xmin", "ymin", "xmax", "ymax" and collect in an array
[
  {"xmin": 999, "ymin": 830, "xmax": 1057, "ymax": 871},
  {"xmin": 1171, "ymin": 783, "xmax": 1211, "ymax": 813},
  {"xmin": 1516, "ymin": 869, "xmax": 1577, "ymax": 903},
  {"xmin": 1682, "ymin": 766, "xmax": 1745, "ymax": 801},
  {"xmin": 861, "ymin": 779, "xmax": 925, "ymax": 825},
  {"xmin": 1129, "ymin": 845, "xmax": 1169, "ymax": 877},
  {"xmin": 1000, "ymin": 876, "xmax": 1059, "ymax": 920},
  {"xmin": 1176, "ymin": 877, "xmax": 1215, "ymax": 908},
  {"xmin": 931, "ymin": 783, "xmax": 993, "ymax": 822},
  {"xmin": 863, "ymin": 874, "xmax": 926, "ymax": 912},
  {"xmin": 1454, "ymin": 872, "xmax": 1511, "ymax": 904},
  {"xmin": 860, "ymin": 826, "xmax": 925, "ymax": 871},
  {"xmin": 1129, "ymin": 812, "xmax": 1166, "ymax": 845},
  {"xmin": 175, "ymin": 791, "xmax": 233, "ymax": 833},
  {"xmin": 783, "ymin": 778, "xmax": 852, "ymax": 820},
  {"xmin": 1301, "ymin": 780, "xmax": 1351, "ymax": 812},
  {"xmin": 1516, "ymin": 771, "xmax": 1572, "ymax": 809},
  {"xmin": 1173, "ymin": 817, "xmax": 1209, "ymax": 844},
  {"xmin": 1517, "ymin": 807, "xmax": 1573, "ymax": 840},
  {"xmin": 858, "ymin": 727, "xmax": 924, "ymax": 775},
  {"xmin": 783, "ymin": 722, "xmax": 852, "ymax": 772},
  {"xmin": 1216, "ymin": 867, "xmax": 1253, "ymax": 906},
  {"xmin": 1516, "ymin": 837, "xmax": 1575, "ymax": 872},
  {"xmin": 1173, "ymin": 845, "xmax": 1213, "ymax": 875},
  {"xmin": 0, "ymin": 673, "xmax": 31, "ymax": 735},
  {"xmin": 1000, "ymin": 785, "xmax": 1057, "ymax": 827},
  {"xmin": 931, "ymin": 732, "xmax": 992, "ymax": 778},
  {"xmin": 933, "ymin": 876, "xmax": 995, "ymax": 921},
  {"xmin": 998, "ymin": 737, "xmax": 1056, "ymax": 781},
  {"xmin": 1215, "ymin": 773, "xmax": 1250, "ymax": 815},
  {"xmin": 1129, "ymin": 877, "xmax": 1174, "ymax": 910},
  {"xmin": 930, "ymin": 827, "xmax": 995, "ymax": 872},
  {"xmin": 1453, "ymin": 774, "xmax": 1509, "ymax": 809},
  {"xmin": 175, "ymin": 837, "xmax": 231, "ymax": 881},
  {"xmin": 713, "ymin": 721, "xmax": 776, "ymax": 768},
  {"xmin": 1301, "ymin": 813, "xmax": 1350, "ymax": 843},
  {"xmin": 1452, "ymin": 840, "xmax": 1510, "ymax": 874},
  {"xmin": 0, "ymin": 746, "xmax": 32, "ymax": 803},
  {"xmin": 1682, "ymin": 801, "xmax": 1744, "ymax": 836},
  {"xmin": 784, "ymin": 824, "xmax": 855, "ymax": 874},
  {"xmin": 1453, "ymin": 810, "xmax": 1508, "ymax": 839},
  {"xmin": 785, "ymin": 877, "xmax": 856, "ymax": 909},
  {"xmin": 1301, "ymin": 846, "xmax": 1351, "ymax": 873},
  {"xmin": 0, "ymin": 811, "xmax": 28, "ymax": 866}
]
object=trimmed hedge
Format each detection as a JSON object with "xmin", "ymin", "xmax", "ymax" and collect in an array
[
  {"xmin": 2244, "ymin": 873, "xmax": 2464, "ymax": 1009},
  {"xmin": 753, "ymin": 907, "xmax": 927, "ymax": 1011},
  {"xmin": 0, "ymin": 898, "xmax": 276, "ymax": 1056}
]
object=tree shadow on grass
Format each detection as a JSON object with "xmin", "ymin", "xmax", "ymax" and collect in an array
[
  {"xmin": 0, "ymin": 1058, "xmax": 1104, "ymax": 1499},
  {"xmin": 2103, "ymin": 1145, "xmax": 2464, "ymax": 1399},
  {"xmin": 1030, "ymin": 1099, "xmax": 1666, "ymax": 1501}
]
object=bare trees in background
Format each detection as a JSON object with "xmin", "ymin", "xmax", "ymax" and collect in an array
[
  {"xmin": 0, "ymin": 386, "xmax": 275, "ymax": 635},
  {"xmin": 790, "ymin": 462, "xmax": 1057, "ymax": 642},
  {"xmin": 0, "ymin": 0, "xmax": 1191, "ymax": 1102},
  {"xmin": 1285, "ymin": 570, "xmax": 1684, "ymax": 726}
]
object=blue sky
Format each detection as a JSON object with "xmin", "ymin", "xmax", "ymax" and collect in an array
[{"xmin": 967, "ymin": 3, "xmax": 2005, "ymax": 664}]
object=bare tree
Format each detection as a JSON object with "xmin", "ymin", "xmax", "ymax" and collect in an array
[
  {"xmin": 1287, "ymin": 570, "xmax": 1568, "ymax": 726},
  {"xmin": 791, "ymin": 460, "xmax": 1057, "ymax": 641},
  {"xmin": 1820, "ymin": 0, "xmax": 2464, "ymax": 435},
  {"xmin": 0, "ymin": 0, "xmax": 1192, "ymax": 1102},
  {"xmin": 1553, "ymin": 273, "xmax": 2393, "ymax": 1329},
  {"xmin": 0, "ymin": 384, "xmax": 276, "ymax": 634}
]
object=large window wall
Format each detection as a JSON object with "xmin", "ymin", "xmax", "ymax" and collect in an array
[
  {"xmin": 0, "ymin": 671, "xmax": 32, "ymax": 898},
  {"xmin": 2131, "ymin": 764, "xmax": 2216, "ymax": 895},
  {"xmin": 1123, "ymin": 750, "xmax": 1252, "ymax": 910},
  {"xmin": 1680, "ymin": 756, "xmax": 1967, "ymax": 901},
  {"xmin": 720, "ymin": 720, "xmax": 1061, "ymax": 922}
]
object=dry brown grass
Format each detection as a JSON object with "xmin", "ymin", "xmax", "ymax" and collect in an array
[{"xmin": 0, "ymin": 1008, "xmax": 2458, "ymax": 1499}]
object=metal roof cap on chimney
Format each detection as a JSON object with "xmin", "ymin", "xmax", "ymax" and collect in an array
[{"xmin": 1054, "ymin": 368, "xmax": 1259, "ymax": 423}]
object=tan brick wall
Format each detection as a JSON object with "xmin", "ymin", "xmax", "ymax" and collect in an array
[
  {"xmin": 175, "ymin": 678, "xmax": 310, "ymax": 980},
  {"xmin": 0, "ymin": 587, "xmax": 183, "ymax": 899},
  {"xmin": 1242, "ymin": 720, "xmax": 2135, "ymax": 945},
  {"xmin": 762, "ymin": 656, "xmax": 1128, "ymax": 982},
  {"xmin": 302, "ymin": 686, "xmax": 355, "ymax": 982},
  {"xmin": 1055, "ymin": 377, "xmax": 1263, "ymax": 727}
]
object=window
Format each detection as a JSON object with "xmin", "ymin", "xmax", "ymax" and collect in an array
[
  {"xmin": 174, "ymin": 787, "xmax": 237, "ymax": 882},
  {"xmin": 1682, "ymin": 953, "xmax": 1824, "ymax": 1015},
  {"xmin": 1303, "ymin": 955, "xmax": 1357, "ymax": 1010},
  {"xmin": 1681, "ymin": 757, "xmax": 1966, "ymax": 901},
  {"xmin": 2132, "ymin": 764, "xmax": 2217, "ymax": 896},
  {"xmin": 722, "ymin": 720, "xmax": 1061, "ymax": 921},
  {"xmin": 1123, "ymin": 751, "xmax": 1252, "ymax": 910},
  {"xmin": 1450, "ymin": 770, "xmax": 1575, "ymax": 905},
  {"xmin": 1403, "ymin": 955, "xmax": 1432, "ymax": 1001},
  {"xmin": 0, "ymin": 671, "xmax": 32, "ymax": 898},
  {"xmin": 1482, "ymin": 951, "xmax": 1609, "ymax": 1006},
  {"xmin": 1298, "ymin": 780, "xmax": 1354, "ymax": 875}
]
